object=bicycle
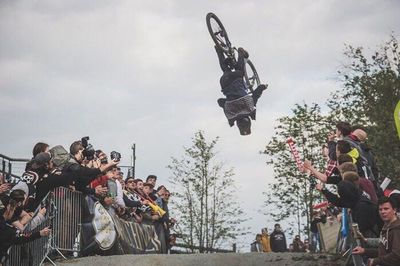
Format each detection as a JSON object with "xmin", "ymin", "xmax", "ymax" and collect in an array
[{"xmin": 206, "ymin": 12, "xmax": 260, "ymax": 92}]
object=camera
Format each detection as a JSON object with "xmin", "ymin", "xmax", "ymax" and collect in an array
[
  {"xmin": 110, "ymin": 151, "xmax": 121, "ymax": 162},
  {"xmin": 81, "ymin": 136, "xmax": 95, "ymax": 160},
  {"xmin": 95, "ymin": 150, "xmax": 108, "ymax": 164}
]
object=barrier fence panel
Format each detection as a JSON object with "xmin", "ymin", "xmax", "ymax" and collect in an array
[
  {"xmin": 7, "ymin": 187, "xmax": 83, "ymax": 266},
  {"xmin": 52, "ymin": 187, "xmax": 82, "ymax": 252},
  {"xmin": 6, "ymin": 192, "xmax": 53, "ymax": 266}
]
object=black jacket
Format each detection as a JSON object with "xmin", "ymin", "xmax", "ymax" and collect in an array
[
  {"xmin": 270, "ymin": 230, "xmax": 287, "ymax": 252},
  {"xmin": 321, "ymin": 180, "xmax": 378, "ymax": 235},
  {"xmin": 0, "ymin": 213, "xmax": 41, "ymax": 262}
]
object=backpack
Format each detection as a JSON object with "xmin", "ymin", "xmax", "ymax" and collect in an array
[
  {"xmin": 49, "ymin": 145, "xmax": 75, "ymax": 170},
  {"xmin": 344, "ymin": 137, "xmax": 376, "ymax": 182}
]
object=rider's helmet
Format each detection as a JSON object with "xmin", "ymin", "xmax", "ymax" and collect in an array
[{"xmin": 236, "ymin": 117, "xmax": 251, "ymax": 136}]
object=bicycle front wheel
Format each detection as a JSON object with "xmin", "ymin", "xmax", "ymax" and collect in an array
[
  {"xmin": 206, "ymin": 12, "xmax": 231, "ymax": 53},
  {"xmin": 244, "ymin": 59, "xmax": 260, "ymax": 92}
]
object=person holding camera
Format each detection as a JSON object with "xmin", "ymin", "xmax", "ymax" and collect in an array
[{"xmin": 65, "ymin": 139, "xmax": 119, "ymax": 193}]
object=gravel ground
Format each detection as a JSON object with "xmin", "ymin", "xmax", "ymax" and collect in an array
[{"xmin": 55, "ymin": 252, "xmax": 345, "ymax": 266}]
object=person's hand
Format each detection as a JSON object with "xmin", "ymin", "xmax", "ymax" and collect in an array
[
  {"xmin": 39, "ymin": 207, "xmax": 46, "ymax": 216},
  {"xmin": 99, "ymin": 160, "xmax": 119, "ymax": 173},
  {"xmin": 316, "ymin": 183, "xmax": 324, "ymax": 191},
  {"xmin": 328, "ymin": 132, "xmax": 336, "ymax": 142},
  {"xmin": 0, "ymin": 183, "xmax": 11, "ymax": 194},
  {"xmin": 69, "ymin": 185, "xmax": 76, "ymax": 192},
  {"xmin": 142, "ymin": 199, "xmax": 150, "ymax": 205},
  {"xmin": 367, "ymin": 258, "xmax": 374, "ymax": 266},
  {"xmin": 303, "ymin": 160, "xmax": 312, "ymax": 170},
  {"xmin": 95, "ymin": 186, "xmax": 108, "ymax": 196},
  {"xmin": 40, "ymin": 227, "xmax": 51, "ymax": 237},
  {"xmin": 352, "ymin": 246, "xmax": 365, "ymax": 255},
  {"xmin": 151, "ymin": 214, "xmax": 160, "ymax": 221}
]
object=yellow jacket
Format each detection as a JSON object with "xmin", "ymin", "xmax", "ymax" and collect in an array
[{"xmin": 261, "ymin": 234, "xmax": 271, "ymax": 252}]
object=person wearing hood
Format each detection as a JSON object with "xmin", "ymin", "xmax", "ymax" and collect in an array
[
  {"xmin": 270, "ymin": 223, "xmax": 287, "ymax": 252},
  {"xmin": 317, "ymin": 171, "xmax": 379, "ymax": 237},
  {"xmin": 353, "ymin": 196, "xmax": 400, "ymax": 266}
]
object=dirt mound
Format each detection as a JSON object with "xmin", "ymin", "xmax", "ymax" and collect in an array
[{"xmin": 56, "ymin": 252, "xmax": 345, "ymax": 266}]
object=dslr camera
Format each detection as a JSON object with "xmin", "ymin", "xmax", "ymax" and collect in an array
[
  {"xmin": 110, "ymin": 151, "xmax": 121, "ymax": 162},
  {"xmin": 95, "ymin": 150, "xmax": 108, "ymax": 164},
  {"xmin": 81, "ymin": 136, "xmax": 95, "ymax": 160}
]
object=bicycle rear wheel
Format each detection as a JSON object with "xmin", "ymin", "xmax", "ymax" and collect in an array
[
  {"xmin": 206, "ymin": 12, "xmax": 231, "ymax": 53},
  {"xmin": 244, "ymin": 59, "xmax": 260, "ymax": 92}
]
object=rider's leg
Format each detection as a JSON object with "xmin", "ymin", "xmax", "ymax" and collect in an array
[{"xmin": 252, "ymin": 84, "xmax": 267, "ymax": 105}]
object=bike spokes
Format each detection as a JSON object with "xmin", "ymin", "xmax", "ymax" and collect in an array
[
  {"xmin": 244, "ymin": 59, "xmax": 260, "ymax": 92},
  {"xmin": 206, "ymin": 13, "xmax": 231, "ymax": 52}
]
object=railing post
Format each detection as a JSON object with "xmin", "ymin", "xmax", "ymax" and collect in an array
[
  {"xmin": 232, "ymin": 243, "xmax": 236, "ymax": 253},
  {"xmin": 8, "ymin": 161, "xmax": 12, "ymax": 177},
  {"xmin": 2, "ymin": 158, "xmax": 5, "ymax": 175}
]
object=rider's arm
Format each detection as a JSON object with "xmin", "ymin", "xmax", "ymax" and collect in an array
[
  {"xmin": 215, "ymin": 45, "xmax": 229, "ymax": 72},
  {"xmin": 236, "ymin": 47, "xmax": 248, "ymax": 72}
]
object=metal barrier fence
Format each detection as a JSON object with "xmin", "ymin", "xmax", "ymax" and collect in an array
[
  {"xmin": 7, "ymin": 187, "xmax": 83, "ymax": 266},
  {"xmin": 0, "ymin": 154, "xmax": 29, "ymax": 182}
]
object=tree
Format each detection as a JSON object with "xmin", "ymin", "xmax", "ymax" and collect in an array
[
  {"xmin": 262, "ymin": 103, "xmax": 332, "ymax": 238},
  {"xmin": 328, "ymin": 35, "xmax": 400, "ymax": 185},
  {"xmin": 167, "ymin": 130, "xmax": 247, "ymax": 252}
]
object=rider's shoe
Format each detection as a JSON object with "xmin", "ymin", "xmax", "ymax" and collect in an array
[
  {"xmin": 238, "ymin": 47, "xmax": 249, "ymax": 58},
  {"xmin": 217, "ymin": 98, "xmax": 226, "ymax": 108}
]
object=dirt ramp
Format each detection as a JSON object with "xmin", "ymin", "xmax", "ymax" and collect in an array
[{"xmin": 56, "ymin": 253, "xmax": 344, "ymax": 266}]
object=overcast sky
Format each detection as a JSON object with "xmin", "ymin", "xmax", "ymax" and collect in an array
[{"xmin": 1, "ymin": 0, "xmax": 399, "ymax": 250}]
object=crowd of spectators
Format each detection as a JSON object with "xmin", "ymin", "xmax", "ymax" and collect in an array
[
  {"xmin": 252, "ymin": 121, "xmax": 400, "ymax": 265},
  {"xmin": 0, "ymin": 138, "xmax": 177, "ymax": 265},
  {"xmin": 302, "ymin": 121, "xmax": 400, "ymax": 265}
]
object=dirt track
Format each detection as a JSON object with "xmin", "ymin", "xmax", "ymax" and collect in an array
[{"xmin": 56, "ymin": 252, "xmax": 345, "ymax": 266}]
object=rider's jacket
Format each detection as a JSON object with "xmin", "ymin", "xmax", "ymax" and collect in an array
[{"xmin": 223, "ymin": 94, "xmax": 256, "ymax": 126}]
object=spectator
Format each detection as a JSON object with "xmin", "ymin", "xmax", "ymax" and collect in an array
[
  {"xmin": 303, "ymin": 239, "xmax": 310, "ymax": 253},
  {"xmin": 25, "ymin": 142, "xmax": 50, "ymax": 171},
  {"xmin": 270, "ymin": 223, "xmax": 287, "ymax": 252},
  {"xmin": 292, "ymin": 235, "xmax": 305, "ymax": 252},
  {"xmin": 0, "ymin": 199, "xmax": 51, "ymax": 264},
  {"xmin": 353, "ymin": 197, "xmax": 400, "ymax": 265},
  {"xmin": 1, "ymin": 189, "xmax": 46, "ymax": 231},
  {"xmin": 327, "ymin": 121, "xmax": 352, "ymax": 161},
  {"xmin": 310, "ymin": 210, "xmax": 326, "ymax": 252},
  {"xmin": 155, "ymin": 185, "xmax": 166, "ymax": 208},
  {"xmin": 316, "ymin": 172, "xmax": 379, "ymax": 237},
  {"xmin": 146, "ymin": 175, "xmax": 158, "ymax": 200},
  {"xmin": 250, "ymin": 234, "xmax": 263, "ymax": 252},
  {"xmin": 123, "ymin": 177, "xmax": 145, "ymax": 222},
  {"xmin": 261, "ymin": 228, "xmax": 271, "ymax": 252}
]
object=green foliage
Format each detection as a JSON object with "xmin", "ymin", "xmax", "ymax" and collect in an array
[
  {"xmin": 262, "ymin": 103, "xmax": 331, "ymax": 237},
  {"xmin": 328, "ymin": 35, "xmax": 400, "ymax": 184},
  {"xmin": 168, "ymin": 130, "xmax": 248, "ymax": 252}
]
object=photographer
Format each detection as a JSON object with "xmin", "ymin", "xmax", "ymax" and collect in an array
[{"xmin": 64, "ymin": 139, "xmax": 118, "ymax": 193}]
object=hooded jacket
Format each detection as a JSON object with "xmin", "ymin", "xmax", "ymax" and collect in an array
[
  {"xmin": 321, "ymin": 180, "xmax": 378, "ymax": 235},
  {"xmin": 364, "ymin": 217, "xmax": 400, "ymax": 266}
]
